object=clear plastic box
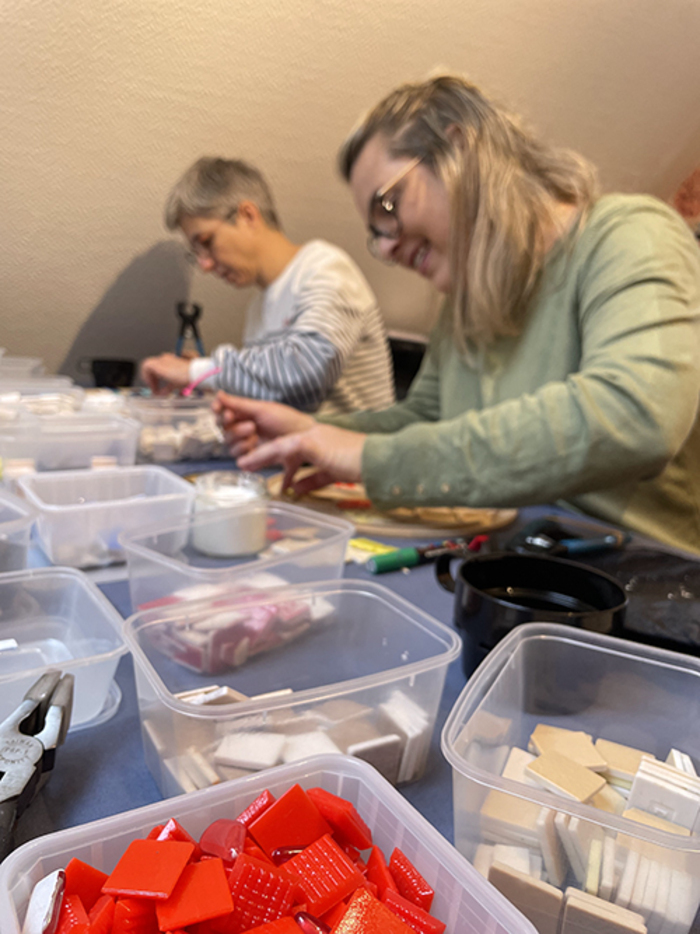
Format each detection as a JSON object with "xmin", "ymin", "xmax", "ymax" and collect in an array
[
  {"xmin": 0, "ymin": 356, "xmax": 45, "ymax": 377},
  {"xmin": 80, "ymin": 388, "xmax": 129, "ymax": 415},
  {"xmin": 0, "ymin": 388, "xmax": 84, "ymax": 419},
  {"xmin": 126, "ymin": 395, "xmax": 226, "ymax": 462},
  {"xmin": 0, "ymin": 413, "xmax": 139, "ymax": 473},
  {"xmin": 441, "ymin": 623, "xmax": 700, "ymax": 934},
  {"xmin": 123, "ymin": 579, "xmax": 461, "ymax": 796},
  {"xmin": 0, "ymin": 568, "xmax": 127, "ymax": 728},
  {"xmin": 0, "ymin": 379, "xmax": 82, "ymax": 426},
  {"xmin": 120, "ymin": 501, "xmax": 354, "ymax": 611},
  {"xmin": 0, "ymin": 376, "xmax": 74, "ymax": 393},
  {"xmin": 0, "ymin": 755, "xmax": 534, "ymax": 934},
  {"xmin": 17, "ymin": 466, "xmax": 195, "ymax": 568},
  {"xmin": 0, "ymin": 488, "xmax": 35, "ymax": 572}
]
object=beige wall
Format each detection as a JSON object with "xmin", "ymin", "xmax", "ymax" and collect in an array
[{"xmin": 1, "ymin": 0, "xmax": 699, "ymax": 376}]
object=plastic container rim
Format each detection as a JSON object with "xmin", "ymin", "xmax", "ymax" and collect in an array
[
  {"xmin": 441, "ymin": 621, "xmax": 700, "ymax": 852},
  {"xmin": 0, "ymin": 377, "xmax": 75, "ymax": 392},
  {"xmin": 0, "ymin": 413, "xmax": 140, "ymax": 439},
  {"xmin": 126, "ymin": 396, "xmax": 214, "ymax": 420},
  {"xmin": 0, "ymin": 566, "xmax": 128, "ymax": 682},
  {"xmin": 0, "ymin": 387, "xmax": 84, "ymax": 404},
  {"xmin": 124, "ymin": 578, "xmax": 462, "ymax": 718},
  {"xmin": 0, "ymin": 356, "xmax": 43, "ymax": 366},
  {"xmin": 0, "ymin": 488, "xmax": 36, "ymax": 536},
  {"xmin": 118, "ymin": 499, "xmax": 355, "ymax": 578},
  {"xmin": 0, "ymin": 753, "xmax": 536, "ymax": 934},
  {"xmin": 17, "ymin": 465, "xmax": 193, "ymax": 514},
  {"xmin": 126, "ymin": 395, "xmax": 214, "ymax": 409}
]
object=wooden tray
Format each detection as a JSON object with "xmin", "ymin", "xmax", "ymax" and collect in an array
[{"xmin": 267, "ymin": 472, "xmax": 517, "ymax": 539}]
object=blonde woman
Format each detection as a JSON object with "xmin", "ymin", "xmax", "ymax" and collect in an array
[{"xmin": 214, "ymin": 74, "xmax": 700, "ymax": 553}]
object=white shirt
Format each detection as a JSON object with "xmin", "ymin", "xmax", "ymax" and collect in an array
[{"xmin": 190, "ymin": 240, "xmax": 394, "ymax": 415}]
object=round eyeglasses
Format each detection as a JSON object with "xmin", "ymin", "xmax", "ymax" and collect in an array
[
  {"xmin": 184, "ymin": 207, "xmax": 239, "ymax": 265},
  {"xmin": 366, "ymin": 157, "xmax": 422, "ymax": 262}
]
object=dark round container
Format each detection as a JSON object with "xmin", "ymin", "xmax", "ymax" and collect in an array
[
  {"xmin": 78, "ymin": 357, "xmax": 135, "ymax": 388},
  {"xmin": 436, "ymin": 551, "xmax": 628, "ymax": 677}
]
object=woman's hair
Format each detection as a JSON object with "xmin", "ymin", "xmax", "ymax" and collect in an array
[
  {"xmin": 339, "ymin": 74, "xmax": 598, "ymax": 348},
  {"xmin": 164, "ymin": 157, "xmax": 281, "ymax": 231}
]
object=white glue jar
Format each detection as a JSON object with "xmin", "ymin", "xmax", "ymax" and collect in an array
[{"xmin": 192, "ymin": 470, "xmax": 268, "ymax": 557}]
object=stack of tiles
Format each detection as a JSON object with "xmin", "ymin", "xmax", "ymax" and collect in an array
[
  {"xmin": 138, "ymin": 412, "xmax": 225, "ymax": 462},
  {"xmin": 146, "ymin": 687, "xmax": 432, "ymax": 794},
  {"xmin": 472, "ymin": 725, "xmax": 700, "ymax": 934}
]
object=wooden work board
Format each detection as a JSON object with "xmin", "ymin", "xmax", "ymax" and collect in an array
[{"xmin": 267, "ymin": 472, "xmax": 517, "ymax": 539}]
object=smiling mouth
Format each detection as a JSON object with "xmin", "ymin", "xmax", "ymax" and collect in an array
[{"xmin": 409, "ymin": 243, "xmax": 430, "ymax": 275}]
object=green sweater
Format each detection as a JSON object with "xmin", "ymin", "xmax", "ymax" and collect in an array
[{"xmin": 325, "ymin": 195, "xmax": 700, "ymax": 553}]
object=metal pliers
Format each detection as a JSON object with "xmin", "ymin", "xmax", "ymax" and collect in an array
[
  {"xmin": 175, "ymin": 302, "xmax": 205, "ymax": 357},
  {"xmin": 0, "ymin": 670, "xmax": 74, "ymax": 862}
]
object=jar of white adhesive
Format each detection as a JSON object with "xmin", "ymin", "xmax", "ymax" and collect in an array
[{"xmin": 192, "ymin": 471, "xmax": 268, "ymax": 557}]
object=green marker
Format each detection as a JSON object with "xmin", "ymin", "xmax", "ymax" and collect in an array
[
  {"xmin": 366, "ymin": 547, "xmax": 422, "ymax": 574},
  {"xmin": 367, "ymin": 538, "xmax": 472, "ymax": 574}
]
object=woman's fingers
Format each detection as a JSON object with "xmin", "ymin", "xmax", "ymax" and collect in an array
[
  {"xmin": 221, "ymin": 419, "xmax": 259, "ymax": 458},
  {"xmin": 228, "ymin": 434, "xmax": 260, "ymax": 459},
  {"xmin": 289, "ymin": 469, "xmax": 337, "ymax": 496},
  {"xmin": 238, "ymin": 433, "xmax": 300, "ymax": 472},
  {"xmin": 224, "ymin": 419, "xmax": 257, "ymax": 440},
  {"xmin": 237, "ymin": 424, "xmax": 365, "ymax": 488},
  {"xmin": 281, "ymin": 453, "xmax": 308, "ymax": 493},
  {"xmin": 213, "ymin": 392, "xmax": 270, "ymax": 424}
]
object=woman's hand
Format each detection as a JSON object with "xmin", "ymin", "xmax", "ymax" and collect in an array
[
  {"xmin": 140, "ymin": 354, "xmax": 190, "ymax": 394},
  {"xmin": 212, "ymin": 392, "xmax": 316, "ymax": 458},
  {"xmin": 237, "ymin": 422, "xmax": 367, "ymax": 493}
]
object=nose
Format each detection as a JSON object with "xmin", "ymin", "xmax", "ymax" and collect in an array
[
  {"xmin": 373, "ymin": 234, "xmax": 401, "ymax": 264},
  {"xmin": 197, "ymin": 255, "xmax": 215, "ymax": 272}
]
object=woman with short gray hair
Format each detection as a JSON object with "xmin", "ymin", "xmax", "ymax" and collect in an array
[
  {"xmin": 164, "ymin": 157, "xmax": 281, "ymax": 231},
  {"xmin": 141, "ymin": 156, "xmax": 395, "ymax": 416}
]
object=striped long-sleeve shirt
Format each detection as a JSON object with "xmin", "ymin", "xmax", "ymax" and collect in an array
[{"xmin": 189, "ymin": 240, "xmax": 395, "ymax": 416}]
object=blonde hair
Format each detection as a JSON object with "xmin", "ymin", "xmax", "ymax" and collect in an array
[
  {"xmin": 339, "ymin": 74, "xmax": 598, "ymax": 348},
  {"xmin": 164, "ymin": 157, "xmax": 281, "ymax": 231}
]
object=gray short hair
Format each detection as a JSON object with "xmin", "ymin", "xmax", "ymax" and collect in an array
[{"xmin": 164, "ymin": 157, "xmax": 281, "ymax": 230}]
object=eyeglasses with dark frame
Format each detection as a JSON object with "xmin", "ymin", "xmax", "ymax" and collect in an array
[
  {"xmin": 366, "ymin": 156, "xmax": 422, "ymax": 262},
  {"xmin": 185, "ymin": 207, "xmax": 239, "ymax": 265}
]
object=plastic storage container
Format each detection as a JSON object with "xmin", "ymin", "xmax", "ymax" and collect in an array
[
  {"xmin": 0, "ymin": 568, "xmax": 127, "ymax": 728},
  {"xmin": 0, "ymin": 488, "xmax": 35, "ymax": 572},
  {"xmin": 0, "ymin": 413, "xmax": 139, "ymax": 473},
  {"xmin": 0, "ymin": 376, "xmax": 74, "ymax": 393},
  {"xmin": 120, "ymin": 501, "xmax": 354, "ymax": 611},
  {"xmin": 18, "ymin": 466, "xmax": 195, "ymax": 568},
  {"xmin": 127, "ymin": 395, "xmax": 226, "ymax": 462},
  {"xmin": 124, "ymin": 579, "xmax": 461, "ymax": 796},
  {"xmin": 0, "ymin": 380, "xmax": 83, "ymax": 427},
  {"xmin": 80, "ymin": 388, "xmax": 129, "ymax": 414},
  {"xmin": 0, "ymin": 755, "xmax": 535, "ymax": 934},
  {"xmin": 0, "ymin": 388, "xmax": 84, "ymax": 418},
  {"xmin": 441, "ymin": 623, "xmax": 700, "ymax": 934},
  {"xmin": 0, "ymin": 356, "xmax": 45, "ymax": 377}
]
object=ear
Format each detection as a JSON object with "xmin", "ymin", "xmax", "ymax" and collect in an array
[
  {"xmin": 445, "ymin": 123, "xmax": 464, "ymax": 149},
  {"xmin": 237, "ymin": 200, "xmax": 263, "ymax": 227}
]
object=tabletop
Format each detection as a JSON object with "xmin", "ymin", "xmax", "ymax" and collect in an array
[
  {"xmin": 11, "ymin": 460, "xmax": 700, "ymax": 859},
  {"xmin": 14, "ymin": 535, "xmax": 465, "ymax": 851}
]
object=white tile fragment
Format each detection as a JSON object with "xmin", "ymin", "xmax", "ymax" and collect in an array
[{"xmin": 214, "ymin": 732, "xmax": 286, "ymax": 770}]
